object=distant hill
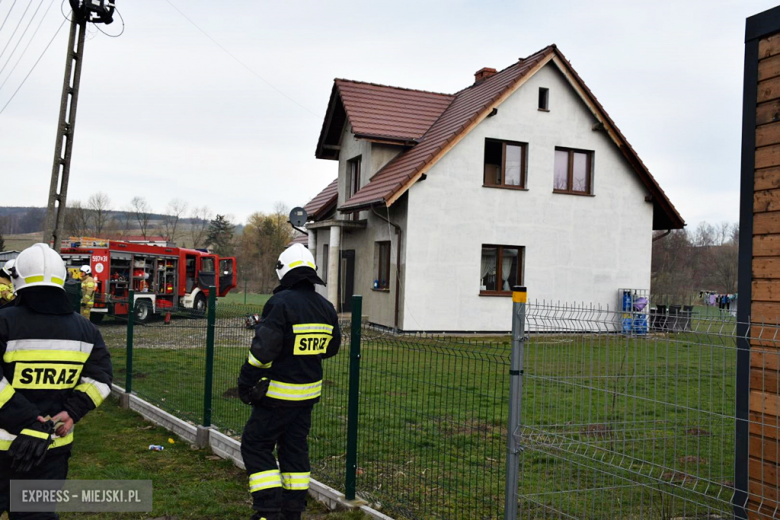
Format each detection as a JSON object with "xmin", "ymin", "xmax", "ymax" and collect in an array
[{"xmin": 0, "ymin": 206, "xmax": 208, "ymax": 236}]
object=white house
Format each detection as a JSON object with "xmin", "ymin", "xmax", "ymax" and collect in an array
[{"xmin": 304, "ymin": 45, "xmax": 684, "ymax": 332}]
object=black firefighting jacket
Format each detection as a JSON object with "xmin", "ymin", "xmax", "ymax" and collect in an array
[
  {"xmin": 0, "ymin": 288, "xmax": 113, "ymax": 452},
  {"xmin": 238, "ymin": 269, "xmax": 340, "ymax": 407}
]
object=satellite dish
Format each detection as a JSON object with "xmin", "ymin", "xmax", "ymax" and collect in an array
[{"xmin": 289, "ymin": 207, "xmax": 308, "ymax": 228}]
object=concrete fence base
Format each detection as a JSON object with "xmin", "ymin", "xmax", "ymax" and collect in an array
[{"xmin": 111, "ymin": 385, "xmax": 392, "ymax": 520}]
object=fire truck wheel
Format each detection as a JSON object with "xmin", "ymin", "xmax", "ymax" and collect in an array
[
  {"xmin": 89, "ymin": 313, "xmax": 104, "ymax": 325},
  {"xmin": 135, "ymin": 300, "xmax": 152, "ymax": 323},
  {"xmin": 194, "ymin": 293, "xmax": 207, "ymax": 315}
]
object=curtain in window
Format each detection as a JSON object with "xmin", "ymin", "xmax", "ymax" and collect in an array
[
  {"xmin": 481, "ymin": 248, "xmax": 496, "ymax": 289},
  {"xmin": 501, "ymin": 249, "xmax": 514, "ymax": 290}
]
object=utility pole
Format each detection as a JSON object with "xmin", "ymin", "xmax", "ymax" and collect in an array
[{"xmin": 42, "ymin": 0, "xmax": 115, "ymax": 251}]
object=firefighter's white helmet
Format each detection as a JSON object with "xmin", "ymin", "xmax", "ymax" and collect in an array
[
  {"xmin": 80, "ymin": 265, "xmax": 92, "ymax": 275},
  {"xmin": 1, "ymin": 259, "xmax": 14, "ymax": 278},
  {"xmin": 276, "ymin": 243, "xmax": 316, "ymax": 280},
  {"xmin": 13, "ymin": 243, "xmax": 67, "ymax": 291}
]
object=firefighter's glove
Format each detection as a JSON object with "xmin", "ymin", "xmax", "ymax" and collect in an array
[
  {"xmin": 240, "ymin": 378, "xmax": 270, "ymax": 406},
  {"xmin": 9, "ymin": 420, "xmax": 55, "ymax": 473}
]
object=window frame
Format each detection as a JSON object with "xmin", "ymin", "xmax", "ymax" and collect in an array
[
  {"xmin": 479, "ymin": 244, "xmax": 524, "ymax": 297},
  {"xmin": 375, "ymin": 241, "xmax": 391, "ymax": 291},
  {"xmin": 538, "ymin": 87, "xmax": 549, "ymax": 111},
  {"xmin": 483, "ymin": 139, "xmax": 528, "ymax": 190},
  {"xmin": 347, "ymin": 156, "xmax": 362, "ymax": 220},
  {"xmin": 553, "ymin": 147, "xmax": 594, "ymax": 195}
]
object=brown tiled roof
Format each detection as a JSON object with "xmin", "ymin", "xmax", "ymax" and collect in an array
[
  {"xmin": 303, "ymin": 178, "xmax": 338, "ymax": 221},
  {"xmin": 335, "ymin": 80, "xmax": 455, "ymax": 141},
  {"xmin": 331, "ymin": 45, "xmax": 684, "ymax": 230}
]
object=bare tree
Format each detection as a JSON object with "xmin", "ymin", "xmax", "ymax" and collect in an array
[
  {"xmin": 64, "ymin": 201, "xmax": 90, "ymax": 237},
  {"xmin": 189, "ymin": 205, "xmax": 212, "ymax": 249},
  {"xmin": 161, "ymin": 198, "xmax": 188, "ymax": 244},
  {"xmin": 87, "ymin": 192, "xmax": 112, "ymax": 236},
  {"xmin": 130, "ymin": 196, "xmax": 153, "ymax": 239}
]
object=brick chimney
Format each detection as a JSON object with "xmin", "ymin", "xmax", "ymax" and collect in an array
[{"xmin": 474, "ymin": 67, "xmax": 497, "ymax": 83}]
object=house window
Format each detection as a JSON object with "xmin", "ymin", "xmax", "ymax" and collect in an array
[
  {"xmin": 348, "ymin": 156, "xmax": 362, "ymax": 220},
  {"xmin": 480, "ymin": 245, "xmax": 524, "ymax": 295},
  {"xmin": 375, "ymin": 241, "xmax": 391, "ymax": 290},
  {"xmin": 554, "ymin": 148, "xmax": 593, "ymax": 195},
  {"xmin": 484, "ymin": 139, "xmax": 527, "ymax": 189},
  {"xmin": 538, "ymin": 88, "xmax": 549, "ymax": 111},
  {"xmin": 321, "ymin": 245, "xmax": 329, "ymax": 283}
]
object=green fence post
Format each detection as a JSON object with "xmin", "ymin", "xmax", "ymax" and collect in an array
[
  {"xmin": 345, "ymin": 295, "xmax": 362, "ymax": 501},
  {"xmin": 203, "ymin": 286, "xmax": 217, "ymax": 427},
  {"xmin": 125, "ymin": 291, "xmax": 135, "ymax": 394}
]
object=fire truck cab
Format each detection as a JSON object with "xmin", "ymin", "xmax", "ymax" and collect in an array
[{"xmin": 60, "ymin": 238, "xmax": 237, "ymax": 323}]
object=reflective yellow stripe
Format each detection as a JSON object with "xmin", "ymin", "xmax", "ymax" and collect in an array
[
  {"xmin": 0, "ymin": 384, "xmax": 14, "ymax": 409},
  {"xmin": 306, "ymin": 261, "xmax": 316, "ymax": 269},
  {"xmin": 82, "ymin": 282, "xmax": 95, "ymax": 288},
  {"xmin": 292, "ymin": 323, "xmax": 333, "ymax": 334},
  {"xmin": 51, "ymin": 277, "xmax": 64, "ymax": 286},
  {"xmin": 247, "ymin": 352, "xmax": 272, "ymax": 369},
  {"xmin": 288, "ymin": 260, "xmax": 303, "ymax": 268},
  {"xmin": 248, "ymin": 469, "xmax": 281, "ymax": 492},
  {"xmin": 3, "ymin": 350, "xmax": 90, "ymax": 363},
  {"xmin": 281, "ymin": 472, "xmax": 310, "ymax": 490},
  {"xmin": 24, "ymin": 276, "xmax": 44, "ymax": 284},
  {"xmin": 74, "ymin": 383, "xmax": 105, "ymax": 407},
  {"xmin": 20, "ymin": 428, "xmax": 49, "ymax": 440},
  {"xmin": 0, "ymin": 432, "xmax": 72, "ymax": 451},
  {"xmin": 266, "ymin": 380, "xmax": 322, "ymax": 401}
]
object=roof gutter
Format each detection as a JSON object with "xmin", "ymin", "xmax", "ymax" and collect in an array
[
  {"xmin": 372, "ymin": 206, "xmax": 402, "ymax": 332},
  {"xmin": 652, "ymin": 229, "xmax": 673, "ymax": 242}
]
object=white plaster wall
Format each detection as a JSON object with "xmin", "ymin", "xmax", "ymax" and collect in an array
[
  {"xmin": 318, "ymin": 125, "xmax": 405, "ymax": 325},
  {"xmin": 402, "ymin": 62, "xmax": 654, "ymax": 331}
]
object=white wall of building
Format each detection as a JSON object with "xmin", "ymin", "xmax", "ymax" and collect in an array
[{"xmin": 402, "ymin": 62, "xmax": 654, "ymax": 331}]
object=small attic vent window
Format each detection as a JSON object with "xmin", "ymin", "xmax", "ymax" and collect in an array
[{"xmin": 538, "ymin": 88, "xmax": 549, "ymax": 111}]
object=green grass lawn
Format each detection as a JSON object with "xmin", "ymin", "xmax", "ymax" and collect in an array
[
  {"xmin": 37, "ymin": 398, "xmax": 364, "ymax": 519},
  {"xmin": 95, "ymin": 313, "xmax": 740, "ymax": 520},
  {"xmin": 220, "ymin": 292, "xmax": 272, "ymax": 307}
]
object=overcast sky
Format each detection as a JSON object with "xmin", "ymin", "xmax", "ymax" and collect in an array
[{"xmin": 0, "ymin": 0, "xmax": 775, "ymax": 229}]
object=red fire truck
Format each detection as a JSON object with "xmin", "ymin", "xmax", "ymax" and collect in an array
[{"xmin": 60, "ymin": 238, "xmax": 237, "ymax": 323}]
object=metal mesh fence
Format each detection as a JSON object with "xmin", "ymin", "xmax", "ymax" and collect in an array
[
  {"xmin": 95, "ymin": 294, "xmax": 780, "ymax": 519},
  {"xmin": 353, "ymin": 328, "xmax": 510, "ymax": 519},
  {"xmin": 130, "ymin": 305, "xmax": 209, "ymax": 425},
  {"xmin": 516, "ymin": 303, "xmax": 738, "ymax": 519}
]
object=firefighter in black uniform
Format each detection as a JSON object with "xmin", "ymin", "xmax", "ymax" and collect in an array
[
  {"xmin": 0, "ymin": 244, "xmax": 113, "ymax": 520},
  {"xmin": 238, "ymin": 243, "xmax": 340, "ymax": 520}
]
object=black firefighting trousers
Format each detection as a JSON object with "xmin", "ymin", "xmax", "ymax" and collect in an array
[
  {"xmin": 241, "ymin": 404, "xmax": 313, "ymax": 514},
  {"xmin": 0, "ymin": 450, "xmax": 70, "ymax": 520}
]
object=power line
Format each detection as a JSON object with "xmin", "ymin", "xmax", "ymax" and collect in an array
[
  {"xmin": 0, "ymin": 0, "xmax": 46, "ymax": 79},
  {"xmin": 0, "ymin": 15, "xmax": 65, "ymax": 116},
  {"xmin": 0, "ymin": 0, "xmax": 54, "ymax": 91},
  {"xmin": 0, "ymin": 0, "xmax": 19, "ymax": 37},
  {"xmin": 0, "ymin": 0, "xmax": 32, "ymax": 62},
  {"xmin": 163, "ymin": 0, "xmax": 318, "ymax": 118}
]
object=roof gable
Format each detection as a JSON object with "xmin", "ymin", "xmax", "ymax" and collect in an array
[
  {"xmin": 315, "ymin": 80, "xmax": 454, "ymax": 160},
  {"xmin": 329, "ymin": 45, "xmax": 684, "ymax": 230}
]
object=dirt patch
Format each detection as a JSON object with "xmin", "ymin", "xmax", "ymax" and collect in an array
[
  {"xmin": 661, "ymin": 471, "xmax": 697, "ymax": 483},
  {"xmin": 679, "ymin": 455, "xmax": 708, "ymax": 465},
  {"xmin": 580, "ymin": 424, "xmax": 613, "ymax": 438},
  {"xmin": 222, "ymin": 387, "xmax": 240, "ymax": 399},
  {"xmin": 685, "ymin": 428, "xmax": 711, "ymax": 436},
  {"xmin": 437, "ymin": 417, "xmax": 501, "ymax": 437}
]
